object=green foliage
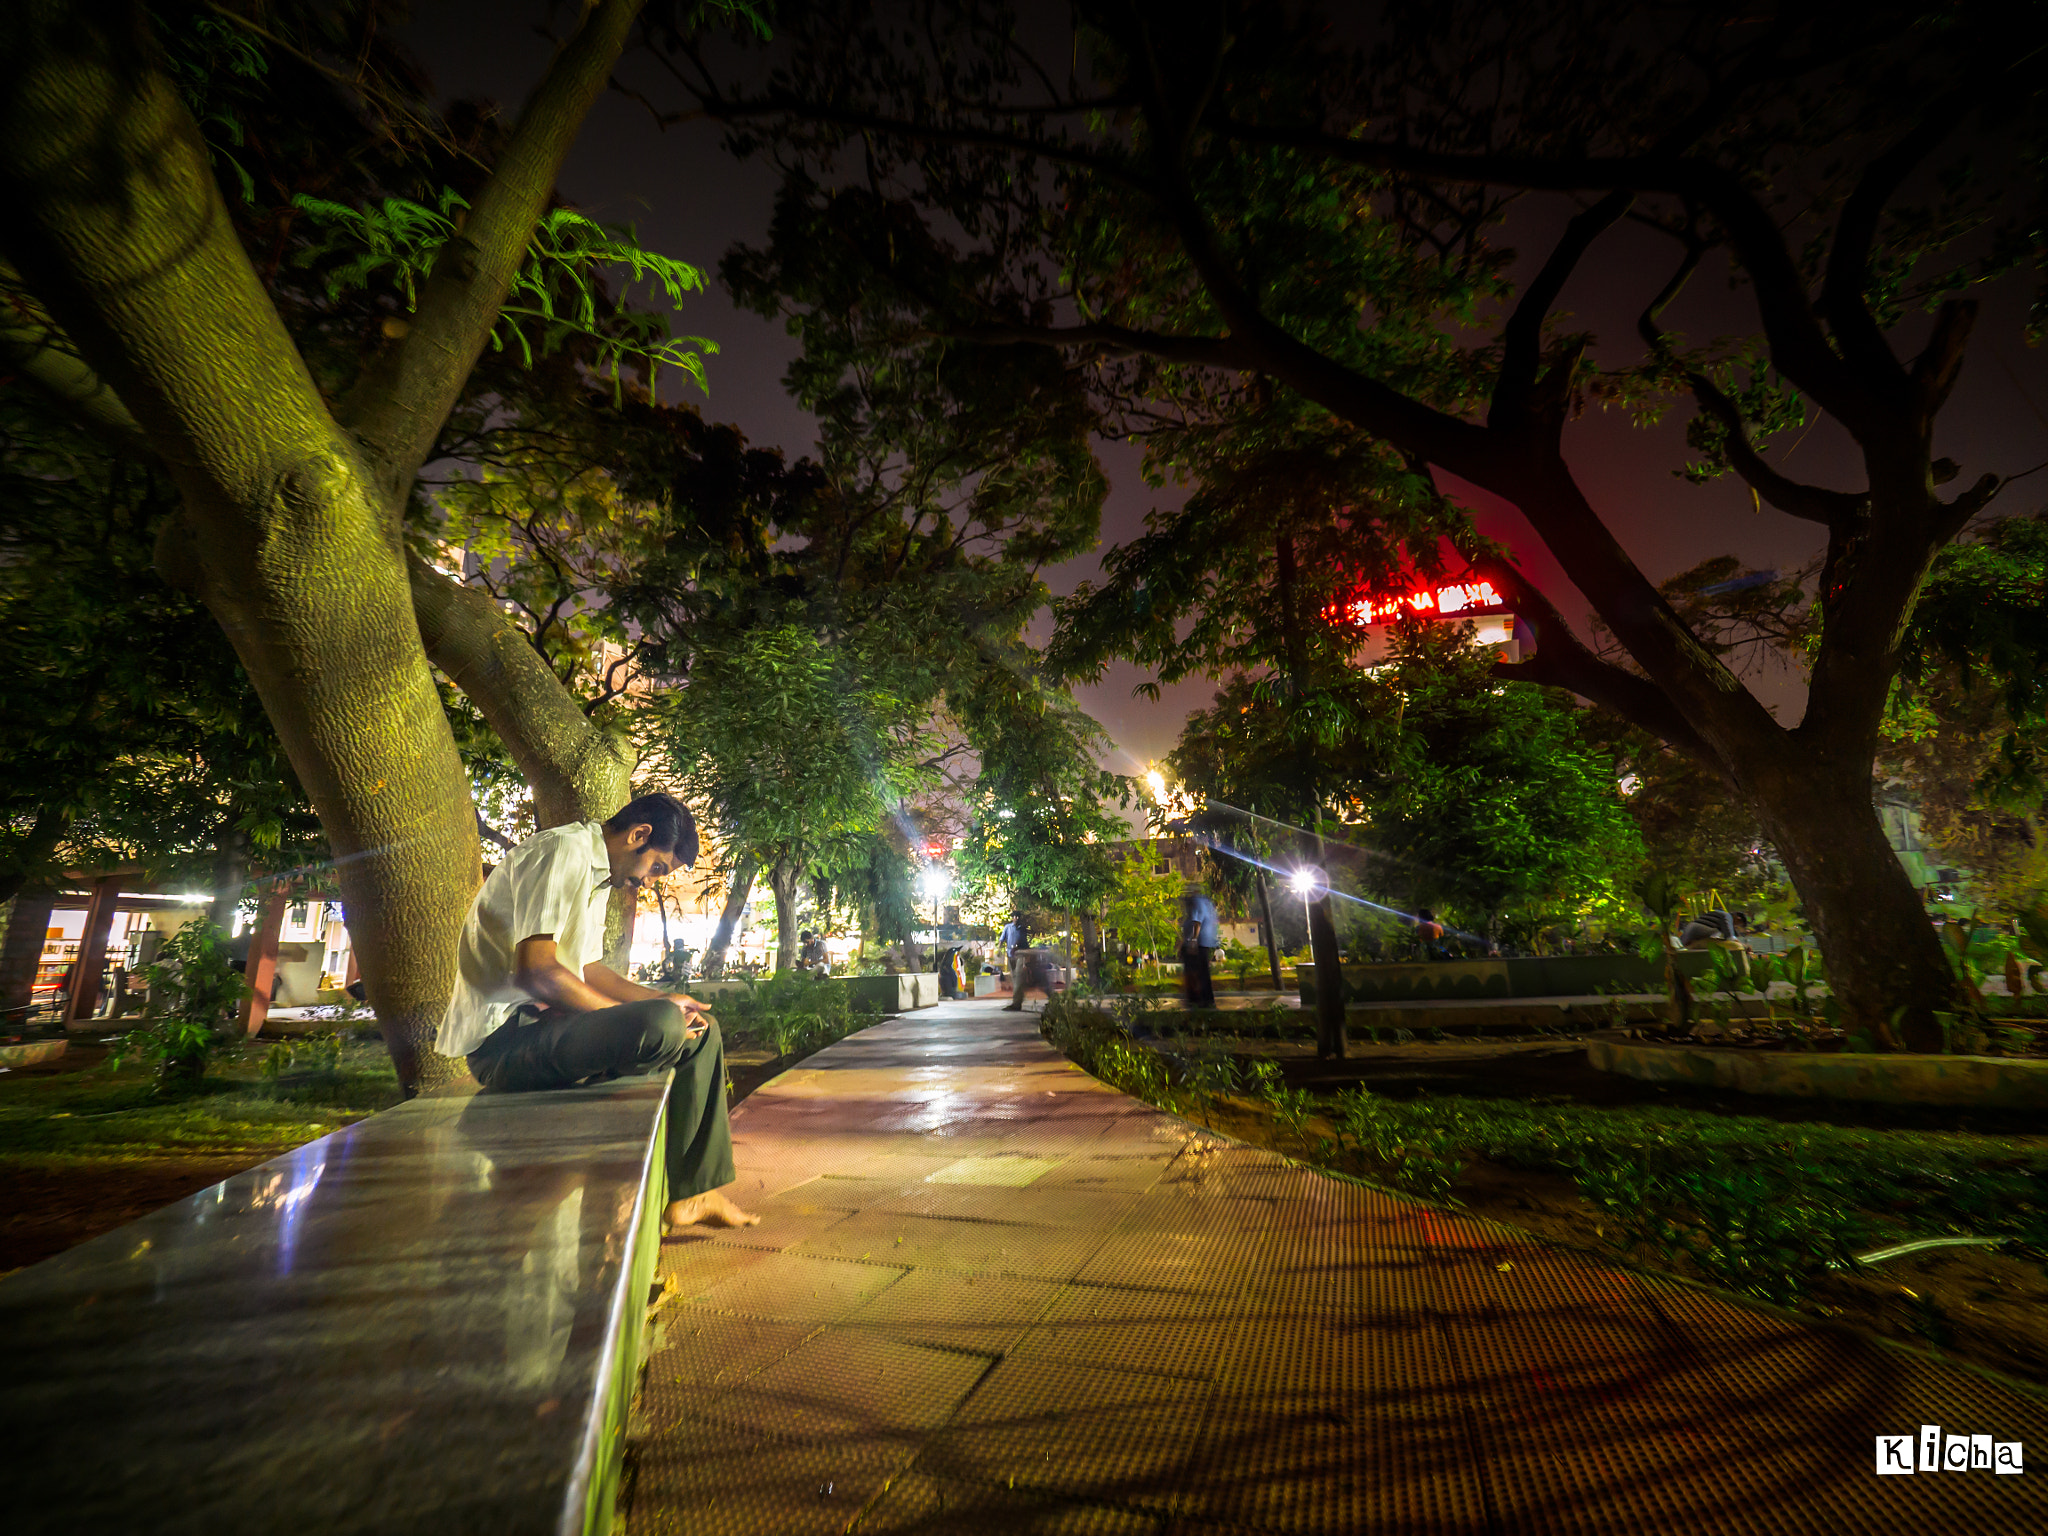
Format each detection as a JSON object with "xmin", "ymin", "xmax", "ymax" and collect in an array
[
  {"xmin": 260, "ymin": 1031, "xmax": 344, "ymax": 1086},
  {"xmin": 1101, "ymin": 850, "xmax": 1181, "ymax": 966},
  {"xmin": 108, "ymin": 922, "xmax": 249, "ymax": 1089},
  {"xmin": 1575, "ymin": 1153, "xmax": 1865, "ymax": 1307},
  {"xmin": 292, "ymin": 196, "xmax": 716, "ymax": 401},
  {"xmin": 656, "ymin": 623, "xmax": 936, "ymax": 924},
  {"xmin": 713, "ymin": 972, "xmax": 880, "ymax": 1061},
  {"xmin": 0, "ymin": 389, "xmax": 324, "ymax": 896},
  {"xmin": 1037, "ymin": 998, "xmax": 2045, "ymax": 1305},
  {"xmin": 3, "ymin": 1033, "xmax": 401, "ymax": 1161},
  {"xmin": 1363, "ymin": 623, "xmax": 1643, "ymax": 928}
]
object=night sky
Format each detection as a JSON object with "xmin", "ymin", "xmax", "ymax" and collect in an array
[{"xmin": 401, "ymin": 2, "xmax": 2048, "ymax": 774}]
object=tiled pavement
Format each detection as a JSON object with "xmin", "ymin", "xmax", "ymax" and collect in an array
[{"xmin": 622, "ymin": 999, "xmax": 2047, "ymax": 1535}]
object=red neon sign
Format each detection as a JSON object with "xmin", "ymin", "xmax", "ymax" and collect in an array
[{"xmin": 1323, "ymin": 578, "xmax": 1510, "ymax": 629}]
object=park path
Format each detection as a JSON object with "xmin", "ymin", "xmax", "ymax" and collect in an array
[{"xmin": 624, "ymin": 999, "xmax": 2046, "ymax": 1535}]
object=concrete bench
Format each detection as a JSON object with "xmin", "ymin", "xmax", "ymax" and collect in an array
[{"xmin": 0, "ymin": 1076, "xmax": 670, "ymax": 1535}]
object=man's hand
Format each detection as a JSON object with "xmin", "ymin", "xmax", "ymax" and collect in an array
[{"xmin": 666, "ymin": 993, "xmax": 711, "ymax": 1036}]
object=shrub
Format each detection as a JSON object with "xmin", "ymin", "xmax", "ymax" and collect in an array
[
  {"xmin": 109, "ymin": 920, "xmax": 248, "ymax": 1090},
  {"xmin": 716, "ymin": 972, "xmax": 879, "ymax": 1061}
]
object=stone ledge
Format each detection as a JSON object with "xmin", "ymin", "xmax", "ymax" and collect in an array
[
  {"xmin": 1587, "ymin": 1037, "xmax": 2048, "ymax": 1108},
  {"xmin": 0, "ymin": 1075, "xmax": 670, "ymax": 1535}
]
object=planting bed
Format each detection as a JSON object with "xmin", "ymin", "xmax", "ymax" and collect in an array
[{"xmin": 1041, "ymin": 996, "xmax": 2048, "ymax": 1391}]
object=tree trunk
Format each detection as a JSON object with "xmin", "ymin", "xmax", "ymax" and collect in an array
[
  {"xmin": 1, "ymin": 1, "xmax": 646, "ymax": 1092},
  {"xmin": 1308, "ymin": 893, "xmax": 1346, "ymax": 1059},
  {"xmin": 703, "ymin": 855, "xmax": 756, "ymax": 978},
  {"xmin": 1079, "ymin": 910, "xmax": 1102, "ymax": 987},
  {"xmin": 769, "ymin": 860, "xmax": 803, "ymax": 974},
  {"xmin": 206, "ymin": 820, "xmax": 247, "ymax": 933},
  {"xmin": 0, "ymin": 806, "xmax": 69, "ymax": 912},
  {"xmin": 1253, "ymin": 867, "xmax": 1284, "ymax": 991},
  {"xmin": 0, "ymin": 887, "xmax": 57, "ymax": 1013},
  {"xmin": 1749, "ymin": 764, "xmax": 1958, "ymax": 1051},
  {"xmin": 0, "ymin": 12, "xmax": 481, "ymax": 1091}
]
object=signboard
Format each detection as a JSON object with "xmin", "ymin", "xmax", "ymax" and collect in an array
[{"xmin": 1323, "ymin": 577, "xmax": 1510, "ymax": 629}]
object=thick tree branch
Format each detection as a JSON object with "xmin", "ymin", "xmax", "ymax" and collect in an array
[
  {"xmin": 407, "ymin": 552, "xmax": 635, "ymax": 828},
  {"xmin": 1489, "ymin": 191, "xmax": 1633, "ymax": 434},
  {"xmin": 1685, "ymin": 371, "xmax": 1863, "ymax": 527},
  {"xmin": 0, "ymin": 285, "xmax": 154, "ymax": 457},
  {"xmin": 1821, "ymin": 83, "xmax": 1982, "ymax": 399},
  {"xmin": 339, "ymin": 0, "xmax": 647, "ymax": 509},
  {"xmin": 1636, "ymin": 239, "xmax": 1862, "ymax": 528},
  {"xmin": 1910, "ymin": 298, "xmax": 1977, "ymax": 427},
  {"xmin": 1225, "ymin": 126, "xmax": 1880, "ymax": 434},
  {"xmin": 1478, "ymin": 561, "xmax": 1711, "ymax": 762}
]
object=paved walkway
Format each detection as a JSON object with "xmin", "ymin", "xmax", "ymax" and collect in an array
[{"xmin": 624, "ymin": 999, "xmax": 2046, "ymax": 1535}]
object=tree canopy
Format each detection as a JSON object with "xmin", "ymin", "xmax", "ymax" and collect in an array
[{"xmin": 669, "ymin": 0, "xmax": 2048, "ymax": 1045}]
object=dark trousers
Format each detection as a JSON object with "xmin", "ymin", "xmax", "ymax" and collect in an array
[
  {"xmin": 1003, "ymin": 949, "xmax": 1041, "ymax": 1009},
  {"xmin": 468, "ymin": 999, "xmax": 735, "ymax": 1200},
  {"xmin": 1180, "ymin": 944, "xmax": 1216, "ymax": 1008}
]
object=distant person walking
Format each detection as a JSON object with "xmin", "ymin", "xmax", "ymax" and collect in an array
[
  {"xmin": 1414, "ymin": 908, "xmax": 1445, "ymax": 959},
  {"xmin": 1179, "ymin": 887, "xmax": 1219, "ymax": 1009},
  {"xmin": 1000, "ymin": 913, "xmax": 1030, "ymax": 968},
  {"xmin": 1000, "ymin": 914, "xmax": 1048, "ymax": 1012}
]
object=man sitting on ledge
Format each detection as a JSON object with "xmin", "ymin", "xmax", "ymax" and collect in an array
[{"xmin": 434, "ymin": 792, "xmax": 757, "ymax": 1232}]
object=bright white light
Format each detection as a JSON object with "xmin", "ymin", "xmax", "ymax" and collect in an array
[
  {"xmin": 1289, "ymin": 868, "xmax": 1315, "ymax": 895},
  {"xmin": 920, "ymin": 868, "xmax": 950, "ymax": 900},
  {"xmin": 1145, "ymin": 769, "xmax": 1170, "ymax": 804}
]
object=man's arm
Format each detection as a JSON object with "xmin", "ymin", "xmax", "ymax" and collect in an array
[
  {"xmin": 514, "ymin": 939, "xmax": 712, "ymax": 1031},
  {"xmin": 513, "ymin": 935, "xmax": 618, "ymax": 1012},
  {"xmin": 580, "ymin": 958, "xmax": 708, "ymax": 1018}
]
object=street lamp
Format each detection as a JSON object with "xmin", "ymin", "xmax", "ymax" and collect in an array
[
  {"xmin": 920, "ymin": 866, "xmax": 950, "ymax": 968},
  {"xmin": 1289, "ymin": 865, "xmax": 1328, "ymax": 949}
]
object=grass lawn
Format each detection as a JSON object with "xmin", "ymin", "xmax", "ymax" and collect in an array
[
  {"xmin": 1041, "ymin": 994, "xmax": 2048, "ymax": 1391},
  {"xmin": 0, "ymin": 1032, "xmax": 403, "ymax": 1274}
]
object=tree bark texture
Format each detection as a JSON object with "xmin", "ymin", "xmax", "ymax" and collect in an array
[
  {"xmin": 0, "ymin": 808, "xmax": 70, "ymax": 912},
  {"xmin": 409, "ymin": 555, "xmax": 636, "ymax": 829},
  {"xmin": 768, "ymin": 860, "xmax": 803, "ymax": 974},
  {"xmin": 1307, "ymin": 893, "xmax": 1346, "ymax": 1059},
  {"xmin": 703, "ymin": 855, "xmax": 756, "ymax": 977},
  {"xmin": 0, "ymin": 5, "xmax": 481, "ymax": 1088},
  {"xmin": 0, "ymin": 1, "xmax": 649, "ymax": 1088},
  {"xmin": 1745, "ymin": 759, "xmax": 1952, "ymax": 1049},
  {"xmin": 1253, "ymin": 867, "xmax": 1284, "ymax": 992}
]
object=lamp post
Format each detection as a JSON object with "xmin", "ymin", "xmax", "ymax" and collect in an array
[
  {"xmin": 1289, "ymin": 865, "xmax": 1328, "ymax": 946},
  {"xmin": 920, "ymin": 866, "xmax": 949, "ymax": 971}
]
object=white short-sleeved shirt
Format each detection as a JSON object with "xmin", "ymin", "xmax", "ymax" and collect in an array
[{"xmin": 435, "ymin": 821, "xmax": 612, "ymax": 1058}]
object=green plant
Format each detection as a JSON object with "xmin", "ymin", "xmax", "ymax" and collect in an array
[
  {"xmin": 717, "ymin": 972, "xmax": 878, "ymax": 1061},
  {"xmin": 1574, "ymin": 1149, "xmax": 1865, "ymax": 1305},
  {"xmin": 109, "ymin": 920, "xmax": 248, "ymax": 1089},
  {"xmin": 1270, "ymin": 1085, "xmax": 1317, "ymax": 1153}
]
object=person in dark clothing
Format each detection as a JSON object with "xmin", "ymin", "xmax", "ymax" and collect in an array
[{"xmin": 1179, "ymin": 888, "xmax": 1219, "ymax": 1009}]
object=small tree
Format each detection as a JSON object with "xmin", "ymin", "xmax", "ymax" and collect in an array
[
  {"xmin": 1103, "ymin": 850, "xmax": 1181, "ymax": 981},
  {"xmin": 112, "ymin": 920, "xmax": 248, "ymax": 1090}
]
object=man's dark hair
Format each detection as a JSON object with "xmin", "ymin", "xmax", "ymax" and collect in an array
[{"xmin": 604, "ymin": 793, "xmax": 699, "ymax": 867}]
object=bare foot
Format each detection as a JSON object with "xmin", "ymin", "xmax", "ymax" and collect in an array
[{"xmin": 664, "ymin": 1191, "xmax": 759, "ymax": 1230}]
